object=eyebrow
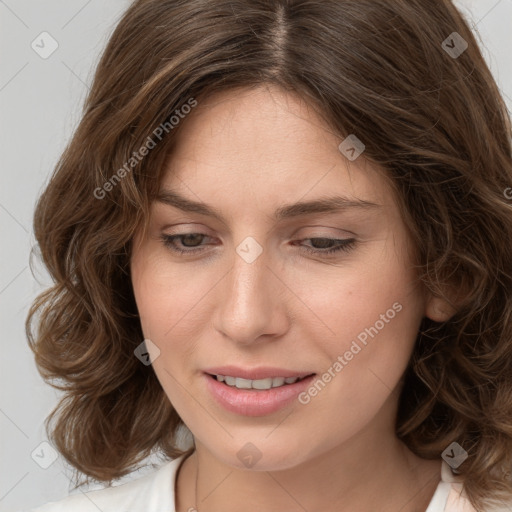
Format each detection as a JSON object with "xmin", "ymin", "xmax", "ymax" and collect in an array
[{"xmin": 156, "ymin": 189, "xmax": 381, "ymax": 222}]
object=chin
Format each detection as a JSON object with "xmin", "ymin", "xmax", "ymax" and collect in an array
[{"xmin": 210, "ymin": 440, "xmax": 313, "ymax": 472}]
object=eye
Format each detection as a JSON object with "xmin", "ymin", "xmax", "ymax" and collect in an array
[
  {"xmin": 160, "ymin": 233, "xmax": 211, "ymax": 255},
  {"xmin": 297, "ymin": 237, "xmax": 357, "ymax": 256},
  {"xmin": 160, "ymin": 233, "xmax": 357, "ymax": 257}
]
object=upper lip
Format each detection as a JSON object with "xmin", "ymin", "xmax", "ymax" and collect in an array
[{"xmin": 204, "ymin": 366, "xmax": 315, "ymax": 380}]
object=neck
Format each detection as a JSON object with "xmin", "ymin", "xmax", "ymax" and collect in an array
[{"xmin": 176, "ymin": 432, "xmax": 440, "ymax": 512}]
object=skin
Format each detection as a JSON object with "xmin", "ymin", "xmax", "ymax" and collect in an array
[{"xmin": 130, "ymin": 84, "xmax": 455, "ymax": 512}]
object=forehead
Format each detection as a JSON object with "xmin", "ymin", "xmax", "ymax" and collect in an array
[
  {"xmin": 159, "ymin": 85, "xmax": 396, "ymax": 215},
  {"xmin": 170, "ymin": 85, "xmax": 339, "ymax": 165}
]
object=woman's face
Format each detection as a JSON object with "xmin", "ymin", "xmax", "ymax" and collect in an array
[{"xmin": 130, "ymin": 85, "xmax": 438, "ymax": 471}]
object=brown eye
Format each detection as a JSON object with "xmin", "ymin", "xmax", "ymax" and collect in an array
[
  {"xmin": 160, "ymin": 233, "xmax": 356, "ymax": 257},
  {"xmin": 299, "ymin": 237, "xmax": 357, "ymax": 256},
  {"xmin": 160, "ymin": 233, "xmax": 211, "ymax": 254}
]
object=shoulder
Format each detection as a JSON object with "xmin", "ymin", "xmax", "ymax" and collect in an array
[
  {"xmin": 440, "ymin": 463, "xmax": 512, "ymax": 512},
  {"xmin": 21, "ymin": 455, "xmax": 186, "ymax": 512},
  {"xmin": 444, "ymin": 483, "xmax": 512, "ymax": 512}
]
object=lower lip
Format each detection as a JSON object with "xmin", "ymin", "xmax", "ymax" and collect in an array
[{"xmin": 204, "ymin": 373, "xmax": 316, "ymax": 417}]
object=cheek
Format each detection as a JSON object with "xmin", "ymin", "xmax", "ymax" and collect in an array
[
  {"xmin": 131, "ymin": 246, "xmax": 196, "ymax": 333},
  {"xmin": 303, "ymin": 235, "xmax": 422, "ymax": 347},
  {"xmin": 131, "ymin": 247, "xmax": 223, "ymax": 372},
  {"xmin": 130, "ymin": 248, "xmax": 208, "ymax": 408},
  {"xmin": 298, "ymin": 235, "xmax": 423, "ymax": 404}
]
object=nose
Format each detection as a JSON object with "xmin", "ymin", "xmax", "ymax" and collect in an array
[{"xmin": 212, "ymin": 241, "xmax": 290, "ymax": 346}]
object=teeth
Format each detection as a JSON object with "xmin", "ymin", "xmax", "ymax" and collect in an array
[
  {"xmin": 224, "ymin": 376, "xmax": 236, "ymax": 386},
  {"xmin": 235, "ymin": 377, "xmax": 252, "ymax": 389},
  {"xmin": 215, "ymin": 375, "xmax": 301, "ymax": 389},
  {"xmin": 272, "ymin": 377, "xmax": 285, "ymax": 387},
  {"xmin": 252, "ymin": 378, "xmax": 273, "ymax": 390}
]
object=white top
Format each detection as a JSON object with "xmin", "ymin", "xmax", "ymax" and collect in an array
[{"xmin": 20, "ymin": 454, "xmax": 512, "ymax": 512}]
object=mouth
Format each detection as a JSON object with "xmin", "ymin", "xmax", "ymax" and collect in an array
[
  {"xmin": 206, "ymin": 373, "xmax": 316, "ymax": 391},
  {"xmin": 204, "ymin": 372, "xmax": 317, "ymax": 416}
]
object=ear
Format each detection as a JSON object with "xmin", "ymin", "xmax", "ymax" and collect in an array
[{"xmin": 424, "ymin": 294, "xmax": 458, "ymax": 322}]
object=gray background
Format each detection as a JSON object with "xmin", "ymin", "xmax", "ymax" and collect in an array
[{"xmin": 1, "ymin": 0, "xmax": 511, "ymax": 510}]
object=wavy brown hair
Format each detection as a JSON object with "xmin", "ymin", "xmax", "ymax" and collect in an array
[{"xmin": 26, "ymin": 0, "xmax": 512, "ymax": 509}]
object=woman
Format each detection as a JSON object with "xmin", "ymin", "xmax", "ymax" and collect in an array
[{"xmin": 23, "ymin": 0, "xmax": 512, "ymax": 511}]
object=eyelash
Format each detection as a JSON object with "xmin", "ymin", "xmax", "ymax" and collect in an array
[{"xmin": 159, "ymin": 233, "xmax": 356, "ymax": 257}]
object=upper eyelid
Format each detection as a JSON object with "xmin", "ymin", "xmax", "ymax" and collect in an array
[
  {"xmin": 160, "ymin": 234, "xmax": 357, "ymax": 260},
  {"xmin": 160, "ymin": 229, "xmax": 355, "ymax": 240},
  {"xmin": 160, "ymin": 232, "xmax": 355, "ymax": 246},
  {"xmin": 154, "ymin": 207, "xmax": 368, "ymax": 238},
  {"xmin": 160, "ymin": 232, "xmax": 355, "ymax": 245}
]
